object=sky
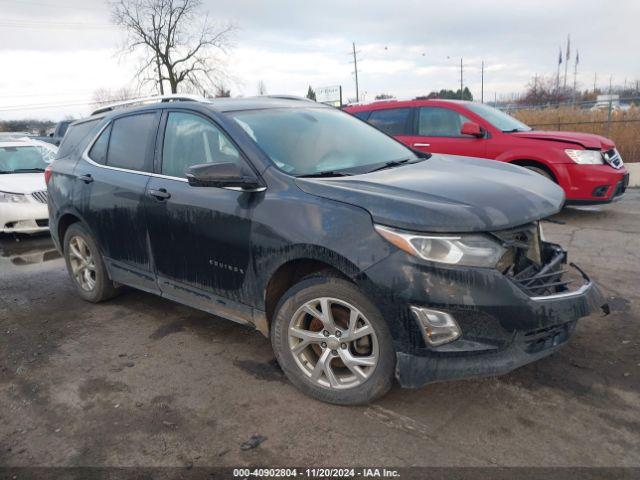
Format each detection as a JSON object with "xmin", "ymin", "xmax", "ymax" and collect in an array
[{"xmin": 0, "ymin": 0, "xmax": 639, "ymax": 120}]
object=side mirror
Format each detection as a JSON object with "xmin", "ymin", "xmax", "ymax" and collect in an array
[
  {"xmin": 460, "ymin": 122, "xmax": 484, "ymax": 137},
  {"xmin": 186, "ymin": 162, "xmax": 264, "ymax": 191}
]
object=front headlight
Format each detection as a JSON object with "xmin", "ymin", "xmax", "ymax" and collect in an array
[
  {"xmin": 565, "ymin": 149, "xmax": 604, "ymax": 165},
  {"xmin": 0, "ymin": 191, "xmax": 29, "ymax": 203},
  {"xmin": 375, "ymin": 225, "xmax": 506, "ymax": 268}
]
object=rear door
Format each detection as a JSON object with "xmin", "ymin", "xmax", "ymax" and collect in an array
[
  {"xmin": 406, "ymin": 106, "xmax": 487, "ymax": 158},
  {"xmin": 74, "ymin": 111, "xmax": 161, "ymax": 293},
  {"xmin": 366, "ymin": 107, "xmax": 414, "ymax": 146}
]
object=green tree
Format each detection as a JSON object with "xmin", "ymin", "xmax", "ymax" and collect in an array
[
  {"xmin": 306, "ymin": 85, "xmax": 316, "ymax": 101},
  {"xmin": 416, "ymin": 88, "xmax": 473, "ymax": 101}
]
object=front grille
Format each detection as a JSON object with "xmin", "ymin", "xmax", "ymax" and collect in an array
[
  {"xmin": 603, "ymin": 148, "xmax": 624, "ymax": 169},
  {"xmin": 509, "ymin": 246, "xmax": 573, "ymax": 296},
  {"xmin": 492, "ymin": 223, "xmax": 579, "ymax": 297},
  {"xmin": 31, "ymin": 190, "xmax": 48, "ymax": 204}
]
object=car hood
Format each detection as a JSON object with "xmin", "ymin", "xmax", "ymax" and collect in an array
[
  {"xmin": 295, "ymin": 155, "xmax": 565, "ymax": 233},
  {"xmin": 511, "ymin": 130, "xmax": 615, "ymax": 150},
  {"xmin": 0, "ymin": 173, "xmax": 46, "ymax": 194}
]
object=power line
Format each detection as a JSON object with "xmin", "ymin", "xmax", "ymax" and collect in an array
[
  {"xmin": 0, "ymin": 0, "xmax": 100, "ymax": 11},
  {"xmin": 0, "ymin": 19, "xmax": 114, "ymax": 30},
  {"xmin": 0, "ymin": 99, "xmax": 95, "ymax": 113}
]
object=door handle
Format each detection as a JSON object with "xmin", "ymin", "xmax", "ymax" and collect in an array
[
  {"xmin": 413, "ymin": 143, "xmax": 430, "ymax": 147},
  {"xmin": 79, "ymin": 174, "xmax": 93, "ymax": 184},
  {"xmin": 148, "ymin": 188, "xmax": 171, "ymax": 200}
]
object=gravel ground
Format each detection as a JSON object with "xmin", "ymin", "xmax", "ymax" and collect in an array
[{"xmin": 0, "ymin": 191, "xmax": 639, "ymax": 468}]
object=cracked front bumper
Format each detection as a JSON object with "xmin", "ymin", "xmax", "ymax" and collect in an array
[{"xmin": 361, "ymin": 248, "xmax": 608, "ymax": 389}]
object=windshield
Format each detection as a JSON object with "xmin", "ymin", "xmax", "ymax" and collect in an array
[
  {"xmin": 229, "ymin": 107, "xmax": 417, "ymax": 176},
  {"xmin": 466, "ymin": 103, "xmax": 532, "ymax": 132},
  {"xmin": 0, "ymin": 145, "xmax": 56, "ymax": 173}
]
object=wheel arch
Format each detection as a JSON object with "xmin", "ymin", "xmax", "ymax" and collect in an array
[
  {"xmin": 57, "ymin": 212, "xmax": 83, "ymax": 252},
  {"xmin": 508, "ymin": 159, "xmax": 559, "ymax": 183},
  {"xmin": 262, "ymin": 248, "xmax": 363, "ymax": 331}
]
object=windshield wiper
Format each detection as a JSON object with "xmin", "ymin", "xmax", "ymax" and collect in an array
[
  {"xmin": 367, "ymin": 158, "xmax": 416, "ymax": 173},
  {"xmin": 297, "ymin": 170, "xmax": 353, "ymax": 178},
  {"xmin": 12, "ymin": 168, "xmax": 45, "ymax": 173},
  {"xmin": 502, "ymin": 128, "xmax": 530, "ymax": 133}
]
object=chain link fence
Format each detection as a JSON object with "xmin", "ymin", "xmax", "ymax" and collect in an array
[{"xmin": 498, "ymin": 97, "xmax": 640, "ymax": 162}]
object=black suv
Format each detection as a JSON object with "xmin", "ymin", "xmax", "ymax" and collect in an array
[{"xmin": 47, "ymin": 95, "xmax": 607, "ymax": 405}]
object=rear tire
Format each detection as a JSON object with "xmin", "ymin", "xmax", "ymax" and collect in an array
[
  {"xmin": 271, "ymin": 275, "xmax": 395, "ymax": 405},
  {"xmin": 63, "ymin": 223, "xmax": 118, "ymax": 303}
]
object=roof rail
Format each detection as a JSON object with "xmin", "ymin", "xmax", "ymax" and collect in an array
[
  {"xmin": 90, "ymin": 94, "xmax": 209, "ymax": 116},
  {"xmin": 263, "ymin": 95, "xmax": 315, "ymax": 103}
]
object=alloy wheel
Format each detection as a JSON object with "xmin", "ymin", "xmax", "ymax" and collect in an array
[
  {"xmin": 288, "ymin": 297, "xmax": 379, "ymax": 390},
  {"xmin": 68, "ymin": 236, "xmax": 96, "ymax": 291}
]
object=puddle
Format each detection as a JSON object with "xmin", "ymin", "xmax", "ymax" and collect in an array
[{"xmin": 0, "ymin": 234, "xmax": 61, "ymax": 274}]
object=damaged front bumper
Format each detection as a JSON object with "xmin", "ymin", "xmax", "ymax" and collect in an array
[{"xmin": 361, "ymin": 241, "xmax": 609, "ymax": 389}]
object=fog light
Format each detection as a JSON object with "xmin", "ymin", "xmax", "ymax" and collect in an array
[
  {"xmin": 592, "ymin": 185, "xmax": 609, "ymax": 197},
  {"xmin": 410, "ymin": 307, "xmax": 461, "ymax": 347}
]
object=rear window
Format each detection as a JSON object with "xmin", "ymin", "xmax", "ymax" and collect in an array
[
  {"xmin": 367, "ymin": 108, "xmax": 412, "ymax": 136},
  {"xmin": 56, "ymin": 119, "xmax": 100, "ymax": 158},
  {"xmin": 88, "ymin": 124, "xmax": 111, "ymax": 165},
  {"xmin": 106, "ymin": 113, "xmax": 156, "ymax": 171}
]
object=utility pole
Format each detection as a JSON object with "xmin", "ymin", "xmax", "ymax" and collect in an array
[
  {"xmin": 481, "ymin": 60, "xmax": 484, "ymax": 103},
  {"xmin": 593, "ymin": 72, "xmax": 597, "ymax": 93},
  {"xmin": 351, "ymin": 42, "xmax": 360, "ymax": 103},
  {"xmin": 460, "ymin": 57, "xmax": 463, "ymax": 100}
]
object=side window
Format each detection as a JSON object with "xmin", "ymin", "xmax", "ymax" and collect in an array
[
  {"xmin": 56, "ymin": 119, "xmax": 100, "ymax": 158},
  {"xmin": 88, "ymin": 124, "xmax": 110, "ymax": 165},
  {"xmin": 161, "ymin": 112, "xmax": 241, "ymax": 178},
  {"xmin": 351, "ymin": 110, "xmax": 370, "ymax": 121},
  {"xmin": 107, "ymin": 113, "xmax": 156, "ymax": 171},
  {"xmin": 418, "ymin": 107, "xmax": 473, "ymax": 137},
  {"xmin": 367, "ymin": 108, "xmax": 412, "ymax": 135}
]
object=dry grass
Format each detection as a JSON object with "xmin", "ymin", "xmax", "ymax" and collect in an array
[{"xmin": 512, "ymin": 106, "xmax": 640, "ymax": 162}]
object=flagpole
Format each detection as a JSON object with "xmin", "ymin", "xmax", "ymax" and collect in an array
[
  {"xmin": 563, "ymin": 34, "xmax": 570, "ymax": 92},
  {"xmin": 573, "ymin": 50, "xmax": 579, "ymax": 104},
  {"xmin": 556, "ymin": 46, "xmax": 562, "ymax": 101}
]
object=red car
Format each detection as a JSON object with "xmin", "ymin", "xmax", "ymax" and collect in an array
[{"xmin": 345, "ymin": 100, "xmax": 629, "ymax": 205}]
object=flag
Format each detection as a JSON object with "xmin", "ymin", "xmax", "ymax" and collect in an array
[
  {"xmin": 575, "ymin": 50, "xmax": 579, "ymax": 66},
  {"xmin": 566, "ymin": 35, "xmax": 571, "ymax": 62},
  {"xmin": 558, "ymin": 47, "xmax": 563, "ymax": 65}
]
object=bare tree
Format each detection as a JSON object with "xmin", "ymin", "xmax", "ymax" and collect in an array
[
  {"xmin": 91, "ymin": 87, "xmax": 136, "ymax": 109},
  {"xmin": 111, "ymin": 0, "xmax": 236, "ymax": 94},
  {"xmin": 257, "ymin": 80, "xmax": 267, "ymax": 95},
  {"xmin": 214, "ymin": 84, "xmax": 231, "ymax": 98}
]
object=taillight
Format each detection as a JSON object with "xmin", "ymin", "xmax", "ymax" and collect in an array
[{"xmin": 44, "ymin": 165, "xmax": 53, "ymax": 185}]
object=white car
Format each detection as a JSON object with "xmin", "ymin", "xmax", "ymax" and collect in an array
[{"xmin": 0, "ymin": 136, "xmax": 57, "ymax": 234}]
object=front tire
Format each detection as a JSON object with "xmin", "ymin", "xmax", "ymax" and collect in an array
[
  {"xmin": 63, "ymin": 223, "xmax": 118, "ymax": 303},
  {"xmin": 271, "ymin": 275, "xmax": 395, "ymax": 405},
  {"xmin": 524, "ymin": 165, "xmax": 554, "ymax": 182}
]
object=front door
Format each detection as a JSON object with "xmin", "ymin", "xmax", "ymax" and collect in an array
[
  {"xmin": 74, "ymin": 111, "xmax": 160, "ymax": 293},
  {"xmin": 406, "ymin": 106, "xmax": 487, "ymax": 158},
  {"xmin": 144, "ymin": 110, "xmax": 256, "ymax": 322}
]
